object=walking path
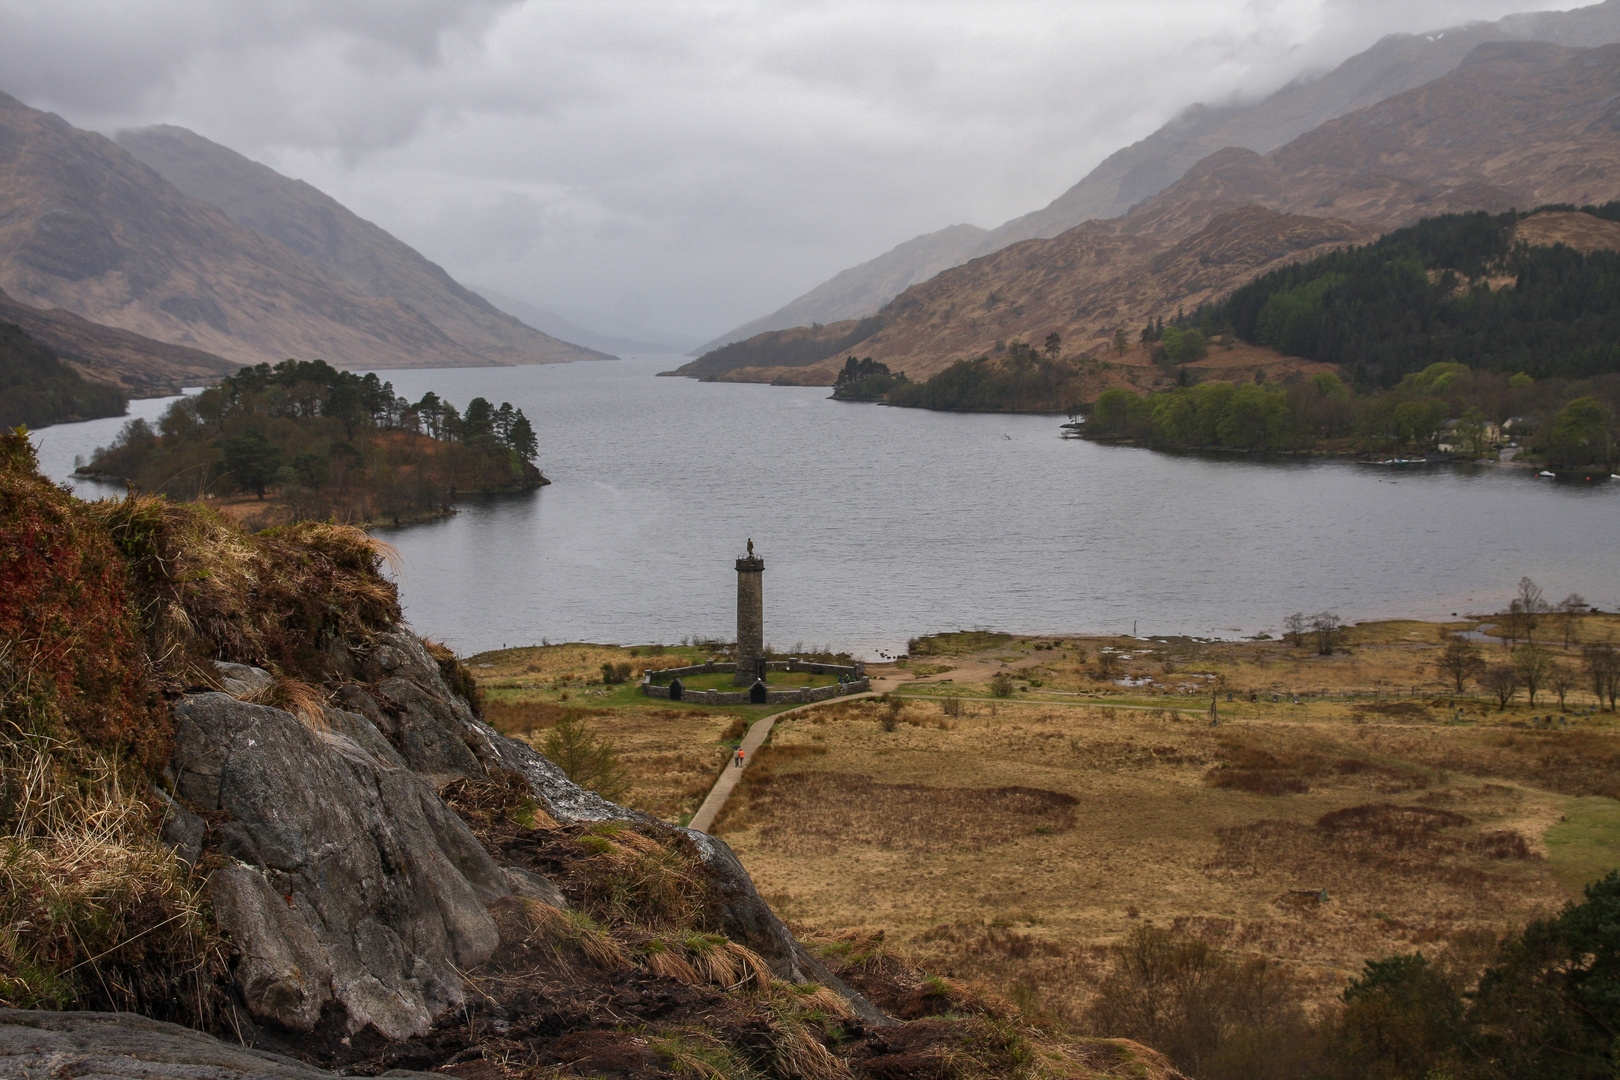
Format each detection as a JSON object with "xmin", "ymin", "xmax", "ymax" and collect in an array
[
  {"xmin": 686, "ymin": 692, "xmax": 877, "ymax": 834},
  {"xmin": 685, "ymin": 690, "xmax": 1228, "ymax": 833}
]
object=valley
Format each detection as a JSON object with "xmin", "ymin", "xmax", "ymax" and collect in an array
[
  {"xmin": 466, "ymin": 613, "xmax": 1620, "ymax": 1041},
  {"xmin": 7, "ymin": 3, "xmax": 1620, "ymax": 1076}
]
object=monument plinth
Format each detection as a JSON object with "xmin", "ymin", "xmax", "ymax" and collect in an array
[{"xmin": 734, "ymin": 548, "xmax": 765, "ymax": 685}]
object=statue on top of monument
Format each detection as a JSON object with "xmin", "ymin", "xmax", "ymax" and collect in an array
[{"xmin": 747, "ymin": 538, "xmax": 754, "ymax": 557}]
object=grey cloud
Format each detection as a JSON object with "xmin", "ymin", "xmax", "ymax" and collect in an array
[{"xmin": 0, "ymin": 0, "xmax": 1591, "ymax": 337}]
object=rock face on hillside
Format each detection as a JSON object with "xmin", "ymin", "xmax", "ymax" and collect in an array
[{"xmin": 162, "ymin": 627, "xmax": 880, "ymax": 1041}]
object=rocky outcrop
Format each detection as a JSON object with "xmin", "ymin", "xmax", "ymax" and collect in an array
[
  {"xmin": 0, "ymin": 1008, "xmax": 431, "ymax": 1079},
  {"xmin": 165, "ymin": 625, "xmax": 885, "ymax": 1041},
  {"xmin": 172, "ymin": 692, "xmax": 506, "ymax": 1039}
]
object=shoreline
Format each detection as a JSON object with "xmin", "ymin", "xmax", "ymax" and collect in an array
[{"xmin": 69, "ymin": 469, "xmax": 550, "ymax": 530}]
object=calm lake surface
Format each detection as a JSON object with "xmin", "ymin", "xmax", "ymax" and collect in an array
[{"xmin": 32, "ymin": 355, "xmax": 1619, "ymax": 658}]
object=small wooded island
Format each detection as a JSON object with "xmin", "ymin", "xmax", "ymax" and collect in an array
[{"xmin": 79, "ymin": 358, "xmax": 547, "ymax": 527}]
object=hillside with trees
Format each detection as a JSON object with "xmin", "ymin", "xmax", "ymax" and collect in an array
[
  {"xmin": 861, "ymin": 206, "xmax": 1620, "ymax": 466},
  {"xmin": 681, "ymin": 42, "xmax": 1620, "ymax": 387},
  {"xmin": 84, "ymin": 359, "xmax": 545, "ymax": 526},
  {"xmin": 1207, "ymin": 207, "xmax": 1620, "ymax": 387},
  {"xmin": 0, "ymin": 320, "xmax": 127, "ymax": 429}
]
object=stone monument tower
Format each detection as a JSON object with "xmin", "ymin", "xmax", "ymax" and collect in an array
[{"xmin": 734, "ymin": 539, "xmax": 765, "ymax": 685}]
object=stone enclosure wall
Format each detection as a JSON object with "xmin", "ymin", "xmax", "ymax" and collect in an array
[{"xmin": 642, "ymin": 658, "xmax": 869, "ymax": 704}]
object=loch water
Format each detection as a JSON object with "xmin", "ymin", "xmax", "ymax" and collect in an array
[{"xmin": 32, "ymin": 355, "xmax": 1619, "ymax": 658}]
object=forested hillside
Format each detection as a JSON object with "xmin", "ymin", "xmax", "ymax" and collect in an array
[
  {"xmin": 0, "ymin": 320, "xmax": 126, "ymax": 429},
  {"xmin": 86, "ymin": 359, "xmax": 544, "ymax": 525},
  {"xmin": 1209, "ymin": 206, "xmax": 1620, "ymax": 387}
]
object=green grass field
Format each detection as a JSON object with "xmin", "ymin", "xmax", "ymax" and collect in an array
[{"xmin": 1545, "ymin": 796, "xmax": 1620, "ymax": 897}]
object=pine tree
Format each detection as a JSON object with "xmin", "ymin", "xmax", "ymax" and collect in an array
[
  {"xmin": 541, "ymin": 712, "xmax": 630, "ymax": 800},
  {"xmin": 507, "ymin": 411, "xmax": 539, "ymax": 461}
]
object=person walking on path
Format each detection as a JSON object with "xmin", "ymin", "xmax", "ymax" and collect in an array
[{"xmin": 734, "ymin": 748, "xmax": 745, "ymax": 768}]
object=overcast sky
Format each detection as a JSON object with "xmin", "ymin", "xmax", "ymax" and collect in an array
[{"xmin": 0, "ymin": 0, "xmax": 1588, "ymax": 338}]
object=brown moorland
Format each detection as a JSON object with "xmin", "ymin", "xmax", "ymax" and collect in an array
[{"xmin": 473, "ymin": 613, "xmax": 1620, "ymax": 1030}]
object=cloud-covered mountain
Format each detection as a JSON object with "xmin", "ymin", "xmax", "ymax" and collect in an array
[
  {"xmin": 677, "ymin": 40, "xmax": 1620, "ymax": 385},
  {"xmin": 688, "ymin": 224, "xmax": 989, "ymax": 356},
  {"xmin": 113, "ymin": 124, "xmax": 611, "ymax": 366},
  {"xmin": 695, "ymin": 0, "xmax": 1620, "ymax": 354},
  {"xmin": 0, "ymin": 91, "xmax": 608, "ymax": 378},
  {"xmin": 471, "ymin": 287, "xmax": 697, "ymax": 356}
]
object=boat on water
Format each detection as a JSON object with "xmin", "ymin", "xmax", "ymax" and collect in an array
[
  {"xmin": 1358, "ymin": 457, "xmax": 1429, "ymax": 466},
  {"xmin": 1059, "ymin": 417, "xmax": 1085, "ymax": 439},
  {"xmin": 1537, "ymin": 470, "xmax": 1557, "ymax": 477}
]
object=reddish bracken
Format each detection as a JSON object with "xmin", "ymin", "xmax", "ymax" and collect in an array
[{"xmin": 0, "ymin": 431, "xmax": 167, "ymax": 766}]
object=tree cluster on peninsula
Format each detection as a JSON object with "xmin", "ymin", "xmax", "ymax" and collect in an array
[{"xmin": 85, "ymin": 358, "xmax": 545, "ymax": 526}]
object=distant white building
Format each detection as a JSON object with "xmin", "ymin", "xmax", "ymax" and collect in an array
[{"xmin": 1437, "ymin": 417, "xmax": 1503, "ymax": 454}]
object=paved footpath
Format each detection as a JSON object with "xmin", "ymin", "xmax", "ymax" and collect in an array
[{"xmin": 686, "ymin": 692, "xmax": 877, "ymax": 834}]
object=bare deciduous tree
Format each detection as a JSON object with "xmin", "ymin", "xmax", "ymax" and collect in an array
[
  {"xmin": 1483, "ymin": 665, "xmax": 1521, "ymax": 711},
  {"xmin": 1311, "ymin": 612, "xmax": 1341, "ymax": 656},
  {"xmin": 1584, "ymin": 643, "xmax": 1619, "ymax": 711},
  {"xmin": 1436, "ymin": 635, "xmax": 1486, "ymax": 693},
  {"xmin": 1514, "ymin": 646, "xmax": 1553, "ymax": 707},
  {"xmin": 1504, "ymin": 599, "xmax": 1524, "ymax": 648},
  {"xmin": 1548, "ymin": 663, "xmax": 1577, "ymax": 711},
  {"xmin": 1516, "ymin": 577, "xmax": 1549, "ymax": 645},
  {"xmin": 1557, "ymin": 593, "xmax": 1588, "ymax": 648},
  {"xmin": 1284, "ymin": 613, "xmax": 1308, "ymax": 649}
]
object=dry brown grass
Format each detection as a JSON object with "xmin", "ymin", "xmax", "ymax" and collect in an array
[
  {"xmin": 883, "ymin": 616, "xmax": 1618, "ymax": 714},
  {"xmin": 713, "ymin": 695, "xmax": 1578, "ymax": 1021},
  {"xmin": 1356, "ymin": 727, "xmax": 1620, "ymax": 800},
  {"xmin": 741, "ymin": 773, "xmax": 1078, "ymax": 856},
  {"xmin": 1202, "ymin": 731, "xmax": 1432, "ymax": 797},
  {"xmin": 479, "ymin": 697, "xmax": 737, "ymax": 822},
  {"xmin": 0, "ymin": 731, "xmax": 222, "ymax": 1019},
  {"xmin": 464, "ymin": 618, "xmax": 1620, "ymax": 1033},
  {"xmin": 1204, "ymin": 799, "xmax": 1543, "ymax": 923},
  {"xmin": 570, "ymin": 821, "xmax": 721, "ymax": 933},
  {"xmin": 90, "ymin": 494, "xmax": 400, "ymax": 691}
]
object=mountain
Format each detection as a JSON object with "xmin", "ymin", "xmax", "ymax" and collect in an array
[
  {"xmin": 689, "ymin": 223, "xmax": 988, "ymax": 354},
  {"xmin": 0, "ymin": 285, "xmax": 235, "ymax": 393},
  {"xmin": 0, "ymin": 92, "xmax": 593, "ymax": 373},
  {"xmin": 678, "ymin": 40, "xmax": 1620, "ymax": 385},
  {"xmin": 472, "ymin": 286, "xmax": 692, "ymax": 355},
  {"xmin": 976, "ymin": 0, "xmax": 1620, "ymax": 250},
  {"xmin": 537, "ymin": 299, "xmax": 706, "ymax": 353},
  {"xmin": 113, "ymin": 124, "xmax": 610, "ymax": 365},
  {"xmin": 697, "ymin": 0, "xmax": 1620, "ymax": 349}
]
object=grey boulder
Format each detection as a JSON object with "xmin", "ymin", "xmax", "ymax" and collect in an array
[
  {"xmin": 0, "ymin": 1008, "xmax": 442, "ymax": 1079},
  {"xmin": 171, "ymin": 693, "xmax": 504, "ymax": 1039}
]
